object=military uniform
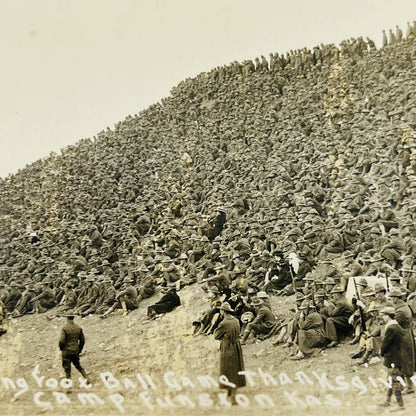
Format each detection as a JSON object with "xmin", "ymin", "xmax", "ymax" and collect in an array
[{"xmin": 59, "ymin": 316, "xmax": 89, "ymax": 380}]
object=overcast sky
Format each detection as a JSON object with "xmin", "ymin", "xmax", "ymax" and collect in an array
[{"xmin": 1, "ymin": 0, "xmax": 415, "ymax": 178}]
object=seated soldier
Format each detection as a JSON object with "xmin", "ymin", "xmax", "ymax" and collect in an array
[
  {"xmin": 273, "ymin": 292, "xmax": 306, "ymax": 346},
  {"xmin": 194, "ymin": 287, "xmax": 223, "ymax": 335},
  {"xmin": 32, "ymin": 281, "xmax": 57, "ymax": 313},
  {"xmin": 136, "ymin": 266, "xmax": 156, "ymax": 304},
  {"xmin": 147, "ymin": 284, "xmax": 181, "ymax": 319},
  {"xmin": 13, "ymin": 284, "xmax": 36, "ymax": 316},
  {"xmin": 325, "ymin": 285, "xmax": 354, "ymax": 348},
  {"xmin": 101, "ymin": 277, "xmax": 138, "ymax": 318},
  {"xmin": 56, "ymin": 281, "xmax": 78, "ymax": 315},
  {"xmin": 241, "ymin": 297, "xmax": 275, "ymax": 344},
  {"xmin": 291, "ymin": 300, "xmax": 327, "ymax": 359},
  {"xmin": 351, "ymin": 303, "xmax": 383, "ymax": 364},
  {"xmin": 95, "ymin": 278, "xmax": 116, "ymax": 315},
  {"xmin": 349, "ymin": 285, "xmax": 375, "ymax": 345}
]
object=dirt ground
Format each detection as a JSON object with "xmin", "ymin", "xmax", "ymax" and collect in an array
[{"xmin": 0, "ymin": 286, "xmax": 413, "ymax": 416}]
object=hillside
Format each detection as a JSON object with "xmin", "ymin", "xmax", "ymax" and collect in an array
[
  {"xmin": 1, "ymin": 23, "xmax": 416, "ymax": 416},
  {"xmin": 0, "ymin": 287, "xmax": 411, "ymax": 416}
]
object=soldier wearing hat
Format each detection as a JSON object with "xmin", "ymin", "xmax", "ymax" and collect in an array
[
  {"xmin": 213, "ymin": 302, "xmax": 245, "ymax": 405},
  {"xmin": 379, "ymin": 307, "xmax": 405, "ymax": 409},
  {"xmin": 241, "ymin": 296, "xmax": 275, "ymax": 344},
  {"xmin": 389, "ymin": 287, "xmax": 416, "ymax": 393},
  {"xmin": 12, "ymin": 284, "xmax": 36, "ymax": 317},
  {"xmin": 102, "ymin": 277, "xmax": 138, "ymax": 318},
  {"xmin": 325, "ymin": 285, "xmax": 354, "ymax": 348},
  {"xmin": 95, "ymin": 278, "xmax": 116, "ymax": 315},
  {"xmin": 59, "ymin": 311, "xmax": 90, "ymax": 384},
  {"xmin": 57, "ymin": 281, "xmax": 78, "ymax": 315},
  {"xmin": 291, "ymin": 300, "xmax": 326, "ymax": 360},
  {"xmin": 351, "ymin": 302, "xmax": 383, "ymax": 364},
  {"xmin": 135, "ymin": 266, "xmax": 156, "ymax": 305},
  {"xmin": 77, "ymin": 274, "xmax": 101, "ymax": 317},
  {"xmin": 4, "ymin": 282, "xmax": 21, "ymax": 313},
  {"xmin": 31, "ymin": 281, "xmax": 57, "ymax": 313},
  {"xmin": 374, "ymin": 283, "xmax": 393, "ymax": 308},
  {"xmin": 194, "ymin": 287, "xmax": 223, "ymax": 336}
]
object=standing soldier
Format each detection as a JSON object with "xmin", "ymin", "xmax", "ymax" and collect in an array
[
  {"xmin": 59, "ymin": 311, "xmax": 90, "ymax": 383},
  {"xmin": 213, "ymin": 302, "xmax": 246, "ymax": 405},
  {"xmin": 379, "ymin": 307, "xmax": 404, "ymax": 410}
]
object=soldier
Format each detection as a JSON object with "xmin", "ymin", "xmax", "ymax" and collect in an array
[
  {"xmin": 5, "ymin": 282, "xmax": 22, "ymax": 313},
  {"xmin": 379, "ymin": 307, "xmax": 404, "ymax": 410},
  {"xmin": 95, "ymin": 278, "xmax": 116, "ymax": 314},
  {"xmin": 77, "ymin": 274, "xmax": 100, "ymax": 317},
  {"xmin": 32, "ymin": 281, "xmax": 57, "ymax": 313},
  {"xmin": 241, "ymin": 297, "xmax": 275, "ymax": 344},
  {"xmin": 58, "ymin": 311, "xmax": 90, "ymax": 384},
  {"xmin": 291, "ymin": 300, "xmax": 326, "ymax": 359},
  {"xmin": 325, "ymin": 285, "xmax": 354, "ymax": 348},
  {"xmin": 13, "ymin": 284, "xmax": 36, "ymax": 316},
  {"xmin": 213, "ymin": 302, "xmax": 246, "ymax": 405},
  {"xmin": 389, "ymin": 287, "xmax": 416, "ymax": 394},
  {"xmin": 147, "ymin": 284, "xmax": 181, "ymax": 319},
  {"xmin": 57, "ymin": 281, "xmax": 78, "ymax": 315},
  {"xmin": 102, "ymin": 277, "xmax": 138, "ymax": 317}
]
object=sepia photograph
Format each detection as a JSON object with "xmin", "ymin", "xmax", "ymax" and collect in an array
[{"xmin": 1, "ymin": 0, "xmax": 416, "ymax": 415}]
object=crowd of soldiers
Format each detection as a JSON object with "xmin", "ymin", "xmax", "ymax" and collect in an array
[
  {"xmin": 0, "ymin": 22, "xmax": 416, "ymax": 406},
  {"xmin": 0, "ymin": 21, "xmax": 416, "ymax": 409}
]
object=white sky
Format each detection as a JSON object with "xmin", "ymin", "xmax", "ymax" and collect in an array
[{"xmin": 1, "ymin": 0, "xmax": 415, "ymax": 178}]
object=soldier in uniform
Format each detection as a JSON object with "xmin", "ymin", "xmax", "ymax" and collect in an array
[
  {"xmin": 13, "ymin": 284, "xmax": 36, "ymax": 316},
  {"xmin": 102, "ymin": 277, "xmax": 138, "ymax": 317},
  {"xmin": 57, "ymin": 281, "xmax": 78, "ymax": 315},
  {"xmin": 77, "ymin": 274, "xmax": 100, "ymax": 317},
  {"xmin": 325, "ymin": 285, "xmax": 354, "ymax": 347},
  {"xmin": 95, "ymin": 278, "xmax": 116, "ymax": 314},
  {"xmin": 213, "ymin": 302, "xmax": 246, "ymax": 405},
  {"xmin": 379, "ymin": 307, "xmax": 405, "ymax": 410},
  {"xmin": 58, "ymin": 311, "xmax": 90, "ymax": 383},
  {"xmin": 241, "ymin": 297, "xmax": 275, "ymax": 344},
  {"xmin": 390, "ymin": 287, "xmax": 416, "ymax": 394},
  {"xmin": 32, "ymin": 281, "xmax": 57, "ymax": 313},
  {"xmin": 5, "ymin": 282, "xmax": 22, "ymax": 313}
]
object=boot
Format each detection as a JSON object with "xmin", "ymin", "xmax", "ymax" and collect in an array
[
  {"xmin": 349, "ymin": 335, "xmax": 360, "ymax": 345},
  {"xmin": 241, "ymin": 330, "xmax": 251, "ymax": 344},
  {"xmin": 351, "ymin": 348, "xmax": 365, "ymax": 359},
  {"xmin": 358, "ymin": 350, "xmax": 371, "ymax": 365}
]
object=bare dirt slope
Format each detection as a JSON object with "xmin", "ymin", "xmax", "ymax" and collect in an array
[{"xmin": 0, "ymin": 287, "xmax": 413, "ymax": 415}]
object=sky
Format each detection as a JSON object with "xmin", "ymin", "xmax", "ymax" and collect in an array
[{"xmin": 1, "ymin": 0, "xmax": 415, "ymax": 178}]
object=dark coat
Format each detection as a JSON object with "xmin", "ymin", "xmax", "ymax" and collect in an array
[
  {"xmin": 149, "ymin": 290, "xmax": 180, "ymax": 314},
  {"xmin": 395, "ymin": 300, "xmax": 416, "ymax": 375},
  {"xmin": 380, "ymin": 321, "xmax": 403, "ymax": 371},
  {"xmin": 298, "ymin": 311, "xmax": 326, "ymax": 355},
  {"xmin": 59, "ymin": 320, "xmax": 85, "ymax": 354},
  {"xmin": 214, "ymin": 315, "xmax": 246, "ymax": 388}
]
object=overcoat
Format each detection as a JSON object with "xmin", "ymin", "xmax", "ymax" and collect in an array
[
  {"xmin": 298, "ymin": 311, "xmax": 326, "ymax": 355},
  {"xmin": 214, "ymin": 315, "xmax": 246, "ymax": 388},
  {"xmin": 395, "ymin": 300, "xmax": 416, "ymax": 375},
  {"xmin": 380, "ymin": 320, "xmax": 403, "ymax": 370}
]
